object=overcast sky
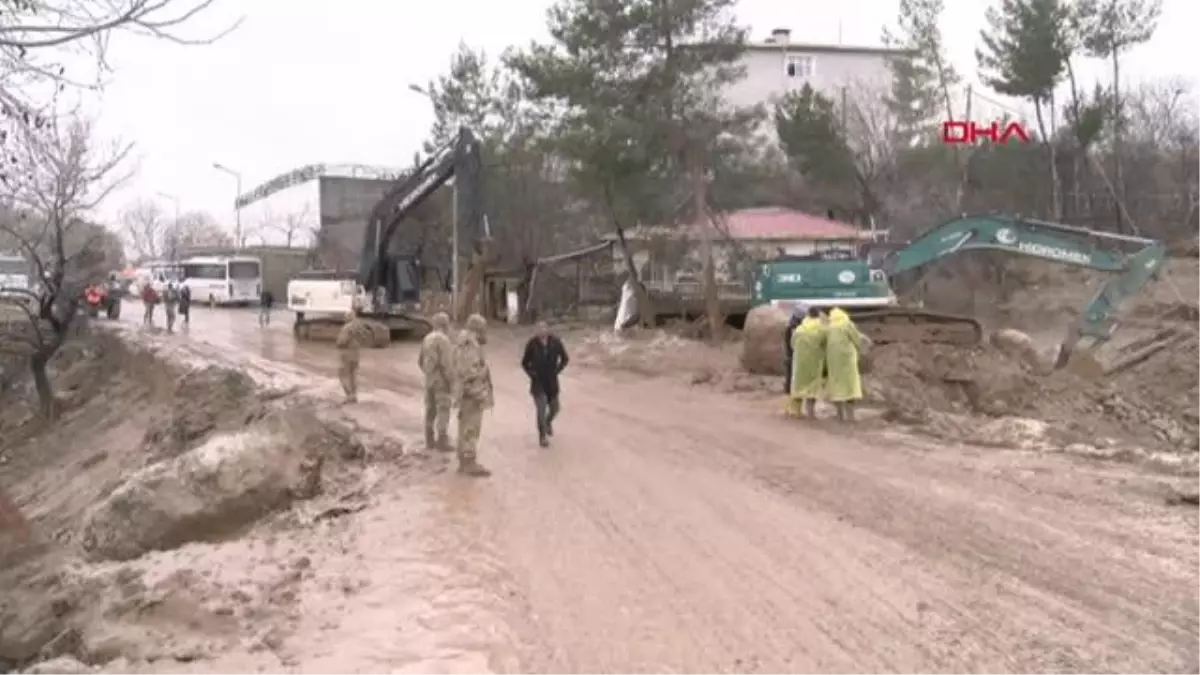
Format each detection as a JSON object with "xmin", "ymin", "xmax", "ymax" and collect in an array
[{"xmin": 80, "ymin": 0, "xmax": 1197, "ymax": 235}]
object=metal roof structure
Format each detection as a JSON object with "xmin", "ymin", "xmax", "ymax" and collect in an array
[{"xmin": 235, "ymin": 163, "xmax": 408, "ymax": 210}]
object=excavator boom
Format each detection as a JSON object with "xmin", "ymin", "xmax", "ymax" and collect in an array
[
  {"xmin": 287, "ymin": 126, "xmax": 485, "ymax": 344},
  {"xmin": 752, "ymin": 214, "xmax": 1165, "ymax": 364},
  {"xmin": 882, "ymin": 214, "xmax": 1166, "ymax": 365}
]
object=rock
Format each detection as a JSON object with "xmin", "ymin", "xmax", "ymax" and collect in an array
[
  {"xmin": 989, "ymin": 328, "xmax": 1043, "ymax": 370},
  {"xmin": 740, "ymin": 305, "xmax": 789, "ymax": 375},
  {"xmin": 25, "ymin": 656, "xmax": 93, "ymax": 674},
  {"xmin": 79, "ymin": 427, "xmax": 321, "ymax": 561}
]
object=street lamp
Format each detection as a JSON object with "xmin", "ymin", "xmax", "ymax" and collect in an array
[
  {"xmin": 407, "ymin": 82, "xmax": 460, "ymax": 316},
  {"xmin": 156, "ymin": 191, "xmax": 181, "ymax": 260},
  {"xmin": 212, "ymin": 162, "xmax": 244, "ymax": 247}
]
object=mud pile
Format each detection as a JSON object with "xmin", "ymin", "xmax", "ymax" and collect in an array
[
  {"xmin": 865, "ymin": 330, "xmax": 1199, "ymax": 454},
  {"xmin": 0, "ymin": 329, "xmax": 408, "ymax": 672}
]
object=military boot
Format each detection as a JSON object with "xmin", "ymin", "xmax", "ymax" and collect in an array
[
  {"xmin": 435, "ymin": 435, "xmax": 453, "ymax": 452},
  {"xmin": 457, "ymin": 459, "xmax": 491, "ymax": 477},
  {"xmin": 424, "ymin": 429, "xmax": 436, "ymax": 450}
]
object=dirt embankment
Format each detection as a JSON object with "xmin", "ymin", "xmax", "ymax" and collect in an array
[{"xmin": 0, "ymin": 329, "xmax": 423, "ymax": 673}]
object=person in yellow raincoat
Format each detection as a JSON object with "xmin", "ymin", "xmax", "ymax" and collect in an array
[
  {"xmin": 825, "ymin": 307, "xmax": 865, "ymax": 421},
  {"xmin": 786, "ymin": 305, "xmax": 827, "ymax": 418}
]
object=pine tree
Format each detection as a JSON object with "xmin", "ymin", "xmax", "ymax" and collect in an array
[
  {"xmin": 881, "ymin": 0, "xmax": 959, "ymax": 146},
  {"xmin": 508, "ymin": 0, "xmax": 754, "ymax": 327},
  {"xmin": 976, "ymin": 0, "xmax": 1072, "ymax": 217}
]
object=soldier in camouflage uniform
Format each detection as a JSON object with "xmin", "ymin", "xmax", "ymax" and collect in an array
[
  {"xmin": 453, "ymin": 313, "xmax": 493, "ymax": 477},
  {"xmin": 418, "ymin": 312, "xmax": 455, "ymax": 451},
  {"xmin": 335, "ymin": 307, "xmax": 371, "ymax": 403}
]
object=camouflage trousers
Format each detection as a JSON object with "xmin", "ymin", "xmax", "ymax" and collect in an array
[
  {"xmin": 424, "ymin": 386, "xmax": 452, "ymax": 443},
  {"xmin": 338, "ymin": 351, "xmax": 359, "ymax": 401},
  {"xmin": 456, "ymin": 397, "xmax": 486, "ymax": 463}
]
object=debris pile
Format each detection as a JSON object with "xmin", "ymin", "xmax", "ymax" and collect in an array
[{"xmin": 864, "ymin": 327, "xmax": 1199, "ymax": 454}]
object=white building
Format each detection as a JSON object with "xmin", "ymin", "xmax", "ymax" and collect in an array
[
  {"xmin": 724, "ymin": 28, "xmax": 904, "ymax": 107},
  {"xmin": 235, "ymin": 164, "xmax": 404, "ymax": 251}
]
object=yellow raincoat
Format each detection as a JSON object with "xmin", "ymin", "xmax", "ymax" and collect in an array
[
  {"xmin": 789, "ymin": 316, "xmax": 826, "ymax": 399},
  {"xmin": 825, "ymin": 308, "xmax": 864, "ymax": 402}
]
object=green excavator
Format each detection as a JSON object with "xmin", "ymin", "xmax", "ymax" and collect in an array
[{"xmin": 751, "ymin": 214, "xmax": 1167, "ymax": 367}]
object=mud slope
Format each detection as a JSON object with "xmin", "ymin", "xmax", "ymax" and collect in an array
[
  {"xmin": 0, "ymin": 325, "xmax": 445, "ymax": 673},
  {"xmin": 174, "ymin": 309, "xmax": 1199, "ymax": 674}
]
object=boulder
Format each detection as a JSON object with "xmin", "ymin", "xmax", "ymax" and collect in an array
[
  {"xmin": 740, "ymin": 305, "xmax": 789, "ymax": 375},
  {"xmin": 80, "ymin": 426, "xmax": 321, "ymax": 562},
  {"xmin": 989, "ymin": 328, "xmax": 1043, "ymax": 370}
]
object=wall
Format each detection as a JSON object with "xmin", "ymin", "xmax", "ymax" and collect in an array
[
  {"xmin": 723, "ymin": 45, "xmax": 896, "ymax": 109},
  {"xmin": 616, "ymin": 238, "xmax": 861, "ymax": 291},
  {"xmin": 315, "ymin": 176, "xmax": 394, "ymax": 272}
]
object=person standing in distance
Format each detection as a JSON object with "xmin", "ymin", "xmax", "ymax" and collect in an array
[
  {"xmin": 418, "ymin": 312, "xmax": 455, "ymax": 452},
  {"xmin": 521, "ymin": 321, "xmax": 569, "ymax": 447},
  {"xmin": 335, "ymin": 306, "xmax": 370, "ymax": 404},
  {"xmin": 453, "ymin": 313, "xmax": 493, "ymax": 477}
]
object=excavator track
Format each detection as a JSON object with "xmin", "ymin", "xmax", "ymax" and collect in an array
[{"xmin": 848, "ymin": 307, "xmax": 983, "ymax": 347}]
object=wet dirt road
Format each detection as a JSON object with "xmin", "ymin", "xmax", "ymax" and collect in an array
[{"xmin": 129, "ymin": 306, "xmax": 1200, "ymax": 673}]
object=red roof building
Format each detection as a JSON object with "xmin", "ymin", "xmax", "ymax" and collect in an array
[{"xmin": 619, "ymin": 207, "xmax": 879, "ymax": 242}]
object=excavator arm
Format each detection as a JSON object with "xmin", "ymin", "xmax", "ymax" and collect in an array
[
  {"xmin": 358, "ymin": 127, "xmax": 484, "ymax": 312},
  {"xmin": 882, "ymin": 214, "xmax": 1166, "ymax": 366}
]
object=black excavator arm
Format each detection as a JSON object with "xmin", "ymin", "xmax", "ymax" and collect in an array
[{"xmin": 357, "ymin": 127, "xmax": 484, "ymax": 313}]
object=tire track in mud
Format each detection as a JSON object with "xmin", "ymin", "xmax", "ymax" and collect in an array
[
  {"xmin": 159, "ymin": 309, "xmax": 1199, "ymax": 673},
  {"xmin": 576, "ymin": 378, "xmax": 1198, "ymax": 671}
]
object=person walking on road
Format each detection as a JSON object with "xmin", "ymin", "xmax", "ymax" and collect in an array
[
  {"xmin": 259, "ymin": 289, "xmax": 274, "ymax": 327},
  {"xmin": 452, "ymin": 313, "xmax": 493, "ymax": 477},
  {"xmin": 824, "ymin": 307, "xmax": 867, "ymax": 422},
  {"xmin": 786, "ymin": 305, "xmax": 827, "ymax": 419},
  {"xmin": 521, "ymin": 320, "xmax": 569, "ymax": 447},
  {"xmin": 418, "ymin": 312, "xmax": 455, "ymax": 452},
  {"xmin": 178, "ymin": 284, "xmax": 192, "ymax": 326},
  {"xmin": 140, "ymin": 281, "xmax": 159, "ymax": 327},
  {"xmin": 335, "ymin": 307, "xmax": 371, "ymax": 404},
  {"xmin": 163, "ymin": 282, "xmax": 180, "ymax": 334}
]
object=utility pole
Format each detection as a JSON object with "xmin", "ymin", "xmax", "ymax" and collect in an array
[{"xmin": 212, "ymin": 162, "xmax": 244, "ymax": 246}]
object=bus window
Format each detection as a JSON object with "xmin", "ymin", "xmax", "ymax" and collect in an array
[
  {"xmin": 0, "ymin": 257, "xmax": 29, "ymax": 276},
  {"xmin": 228, "ymin": 261, "xmax": 261, "ymax": 279},
  {"xmin": 183, "ymin": 263, "xmax": 226, "ymax": 280}
]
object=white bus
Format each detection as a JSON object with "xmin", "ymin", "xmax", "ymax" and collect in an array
[
  {"xmin": 131, "ymin": 260, "xmax": 184, "ymax": 297},
  {"xmin": 180, "ymin": 255, "xmax": 263, "ymax": 306},
  {"xmin": 0, "ymin": 253, "xmax": 31, "ymax": 299}
]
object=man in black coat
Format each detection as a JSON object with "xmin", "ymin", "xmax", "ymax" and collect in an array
[{"xmin": 521, "ymin": 321, "xmax": 570, "ymax": 447}]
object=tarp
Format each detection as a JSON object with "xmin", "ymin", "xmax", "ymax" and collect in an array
[{"xmin": 614, "ymin": 279, "xmax": 637, "ymax": 331}]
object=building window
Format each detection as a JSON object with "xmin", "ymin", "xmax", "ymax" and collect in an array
[{"xmin": 785, "ymin": 54, "xmax": 815, "ymax": 78}]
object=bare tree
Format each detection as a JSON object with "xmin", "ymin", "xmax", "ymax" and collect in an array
[
  {"xmin": 1, "ymin": 1, "xmax": 241, "ymax": 180},
  {"xmin": 119, "ymin": 197, "xmax": 167, "ymax": 261},
  {"xmin": 263, "ymin": 203, "xmax": 314, "ymax": 247},
  {"xmin": 0, "ymin": 112, "xmax": 131, "ymax": 420},
  {"xmin": 175, "ymin": 209, "xmax": 232, "ymax": 251}
]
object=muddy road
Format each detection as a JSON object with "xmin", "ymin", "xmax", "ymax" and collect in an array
[{"xmin": 122, "ymin": 305, "xmax": 1199, "ymax": 673}]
